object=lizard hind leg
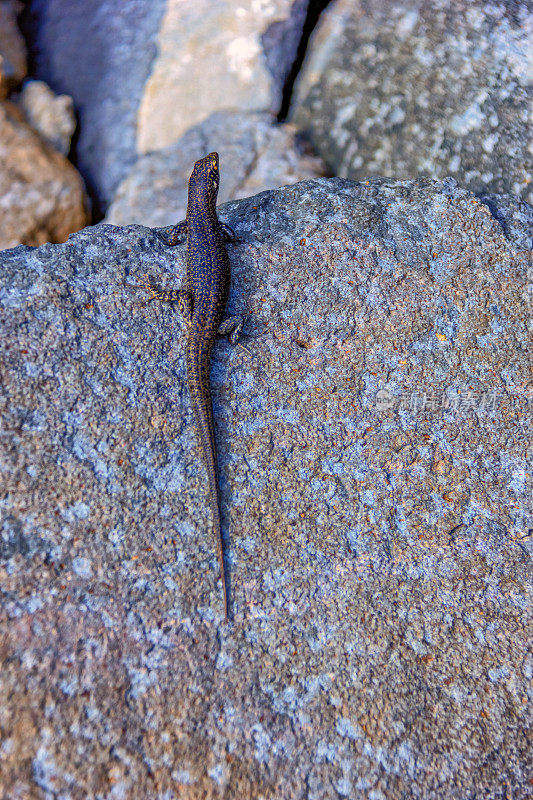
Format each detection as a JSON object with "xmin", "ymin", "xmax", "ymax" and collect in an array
[
  {"xmin": 218, "ymin": 315, "xmax": 244, "ymax": 346},
  {"xmin": 139, "ymin": 273, "xmax": 194, "ymax": 327},
  {"xmin": 177, "ymin": 289, "xmax": 194, "ymax": 327}
]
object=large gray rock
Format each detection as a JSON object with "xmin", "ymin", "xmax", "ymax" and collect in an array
[
  {"xmin": 0, "ymin": 178, "xmax": 531, "ymax": 798},
  {"xmin": 106, "ymin": 111, "xmax": 327, "ymax": 227},
  {"xmin": 293, "ymin": 0, "xmax": 533, "ymax": 203},
  {"xmin": 23, "ymin": 0, "xmax": 308, "ymax": 210}
]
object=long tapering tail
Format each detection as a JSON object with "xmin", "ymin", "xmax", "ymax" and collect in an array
[
  {"xmin": 207, "ymin": 459, "xmax": 228, "ymax": 621},
  {"xmin": 187, "ymin": 343, "xmax": 229, "ymax": 621}
]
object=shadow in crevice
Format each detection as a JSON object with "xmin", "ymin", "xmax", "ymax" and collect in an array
[{"xmin": 262, "ymin": 0, "xmax": 334, "ymax": 122}]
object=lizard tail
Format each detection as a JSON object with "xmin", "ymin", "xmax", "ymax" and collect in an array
[
  {"xmin": 208, "ymin": 462, "xmax": 229, "ymax": 622},
  {"xmin": 188, "ymin": 353, "xmax": 229, "ymax": 621}
]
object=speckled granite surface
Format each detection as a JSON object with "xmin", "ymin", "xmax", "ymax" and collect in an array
[
  {"xmin": 293, "ymin": 0, "xmax": 532, "ymax": 203},
  {"xmin": 0, "ymin": 177, "xmax": 531, "ymax": 798}
]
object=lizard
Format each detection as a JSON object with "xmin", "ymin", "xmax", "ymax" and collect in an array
[{"xmin": 143, "ymin": 152, "xmax": 242, "ymax": 622}]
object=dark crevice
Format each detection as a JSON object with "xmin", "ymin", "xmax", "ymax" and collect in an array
[
  {"xmin": 16, "ymin": 1, "xmax": 38, "ymax": 79},
  {"xmin": 271, "ymin": 0, "xmax": 333, "ymax": 122}
]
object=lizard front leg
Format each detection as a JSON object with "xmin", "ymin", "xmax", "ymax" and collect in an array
[{"xmin": 158, "ymin": 220, "xmax": 188, "ymax": 246}]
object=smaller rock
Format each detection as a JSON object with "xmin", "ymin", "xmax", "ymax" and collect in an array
[
  {"xmin": 106, "ymin": 110, "xmax": 327, "ymax": 226},
  {"xmin": 0, "ymin": 0, "xmax": 27, "ymax": 98},
  {"xmin": 18, "ymin": 80, "xmax": 76, "ymax": 156},
  {"xmin": 0, "ymin": 102, "xmax": 89, "ymax": 250}
]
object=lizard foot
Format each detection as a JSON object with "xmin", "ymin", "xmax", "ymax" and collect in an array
[
  {"xmin": 218, "ymin": 315, "xmax": 244, "ymax": 346},
  {"xmin": 157, "ymin": 221, "xmax": 187, "ymax": 246}
]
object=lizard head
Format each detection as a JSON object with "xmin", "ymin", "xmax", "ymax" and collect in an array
[{"xmin": 189, "ymin": 152, "xmax": 220, "ymax": 212}]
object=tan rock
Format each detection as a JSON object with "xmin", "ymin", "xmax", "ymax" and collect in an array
[
  {"xmin": 18, "ymin": 80, "xmax": 76, "ymax": 156},
  {"xmin": 0, "ymin": 0, "xmax": 26, "ymax": 98},
  {"xmin": 137, "ymin": 0, "xmax": 296, "ymax": 154},
  {"xmin": 23, "ymin": 0, "xmax": 310, "ymax": 208},
  {"xmin": 0, "ymin": 102, "xmax": 89, "ymax": 250}
]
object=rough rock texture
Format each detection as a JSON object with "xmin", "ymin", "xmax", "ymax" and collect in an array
[
  {"xmin": 0, "ymin": 178, "xmax": 531, "ymax": 798},
  {"xmin": 293, "ymin": 0, "xmax": 533, "ymax": 203},
  {"xmin": 106, "ymin": 111, "xmax": 327, "ymax": 226},
  {"xmin": 21, "ymin": 0, "xmax": 167, "ymax": 211},
  {"xmin": 0, "ymin": 102, "xmax": 89, "ymax": 249},
  {"xmin": 18, "ymin": 79, "xmax": 76, "ymax": 155},
  {"xmin": 22, "ymin": 0, "xmax": 308, "ymax": 211},
  {"xmin": 0, "ymin": 0, "xmax": 26, "ymax": 98}
]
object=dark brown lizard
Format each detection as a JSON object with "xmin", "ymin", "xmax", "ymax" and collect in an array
[{"xmin": 144, "ymin": 152, "xmax": 242, "ymax": 621}]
